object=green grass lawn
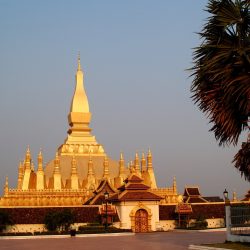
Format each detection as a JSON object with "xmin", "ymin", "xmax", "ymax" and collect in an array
[{"xmin": 203, "ymin": 242, "xmax": 250, "ymax": 249}]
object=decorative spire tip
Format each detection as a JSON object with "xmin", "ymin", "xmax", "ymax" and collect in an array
[{"xmin": 77, "ymin": 52, "xmax": 81, "ymax": 71}]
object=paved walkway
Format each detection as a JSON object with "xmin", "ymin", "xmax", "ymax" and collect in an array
[{"xmin": 0, "ymin": 231, "xmax": 226, "ymax": 250}]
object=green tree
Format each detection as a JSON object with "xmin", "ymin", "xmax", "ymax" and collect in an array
[
  {"xmin": 44, "ymin": 211, "xmax": 58, "ymax": 231},
  {"xmin": 58, "ymin": 209, "xmax": 75, "ymax": 231},
  {"xmin": 44, "ymin": 209, "xmax": 75, "ymax": 232},
  {"xmin": 0, "ymin": 210, "xmax": 13, "ymax": 232},
  {"xmin": 190, "ymin": 0, "xmax": 250, "ymax": 180}
]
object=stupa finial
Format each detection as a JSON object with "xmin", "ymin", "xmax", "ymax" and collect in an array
[{"xmin": 77, "ymin": 52, "xmax": 81, "ymax": 71}]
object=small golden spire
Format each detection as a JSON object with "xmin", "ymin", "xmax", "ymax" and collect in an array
[
  {"xmin": 134, "ymin": 152, "xmax": 140, "ymax": 173},
  {"xmin": 53, "ymin": 152, "xmax": 60, "ymax": 174},
  {"xmin": 120, "ymin": 152, "xmax": 124, "ymax": 160},
  {"xmin": 31, "ymin": 161, "xmax": 35, "ymax": 171},
  {"xmin": 17, "ymin": 162, "xmax": 23, "ymax": 189},
  {"xmin": 71, "ymin": 154, "xmax": 77, "ymax": 175},
  {"xmin": 173, "ymin": 176, "xmax": 177, "ymax": 193},
  {"xmin": 148, "ymin": 148, "xmax": 152, "ymax": 156},
  {"xmin": 37, "ymin": 149, "xmax": 43, "ymax": 171},
  {"xmin": 141, "ymin": 152, "xmax": 147, "ymax": 172},
  {"xmin": 38, "ymin": 148, "xmax": 42, "ymax": 156},
  {"xmin": 5, "ymin": 176, "xmax": 8, "ymax": 187},
  {"xmin": 103, "ymin": 156, "xmax": 109, "ymax": 178},
  {"xmin": 4, "ymin": 176, "xmax": 9, "ymax": 195},
  {"xmin": 18, "ymin": 161, "xmax": 23, "ymax": 171},
  {"xmin": 147, "ymin": 148, "xmax": 152, "ymax": 169},
  {"xmin": 130, "ymin": 160, "xmax": 136, "ymax": 173},
  {"xmin": 26, "ymin": 145, "xmax": 31, "ymax": 158},
  {"xmin": 87, "ymin": 154, "xmax": 94, "ymax": 176},
  {"xmin": 233, "ymin": 190, "xmax": 237, "ymax": 202},
  {"xmin": 119, "ymin": 152, "xmax": 125, "ymax": 176},
  {"xmin": 25, "ymin": 145, "xmax": 31, "ymax": 170}
]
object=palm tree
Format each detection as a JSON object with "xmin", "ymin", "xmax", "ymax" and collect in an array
[{"xmin": 190, "ymin": 0, "xmax": 250, "ymax": 180}]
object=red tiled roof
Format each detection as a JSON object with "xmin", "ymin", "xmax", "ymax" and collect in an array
[
  {"xmin": 185, "ymin": 197, "xmax": 207, "ymax": 203},
  {"xmin": 124, "ymin": 174, "xmax": 144, "ymax": 183},
  {"xmin": 185, "ymin": 187, "xmax": 201, "ymax": 196},
  {"xmin": 119, "ymin": 191, "xmax": 162, "ymax": 201},
  {"xmin": 203, "ymin": 196, "xmax": 224, "ymax": 202},
  {"xmin": 126, "ymin": 183, "xmax": 149, "ymax": 190},
  {"xmin": 117, "ymin": 184, "xmax": 126, "ymax": 191},
  {"xmin": 94, "ymin": 179, "xmax": 117, "ymax": 194}
]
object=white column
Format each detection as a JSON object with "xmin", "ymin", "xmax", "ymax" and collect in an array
[{"xmin": 225, "ymin": 201, "xmax": 231, "ymax": 241}]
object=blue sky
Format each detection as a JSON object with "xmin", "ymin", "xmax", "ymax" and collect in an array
[{"xmin": 0, "ymin": 0, "xmax": 249, "ymax": 198}]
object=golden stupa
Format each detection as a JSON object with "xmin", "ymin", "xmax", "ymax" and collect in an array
[{"xmin": 0, "ymin": 56, "xmax": 179, "ymax": 207}]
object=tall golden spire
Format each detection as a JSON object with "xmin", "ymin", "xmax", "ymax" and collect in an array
[
  {"xmin": 69, "ymin": 55, "xmax": 89, "ymax": 114},
  {"xmin": 59, "ymin": 55, "xmax": 105, "ymax": 156}
]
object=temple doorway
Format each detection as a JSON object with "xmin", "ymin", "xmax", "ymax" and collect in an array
[{"xmin": 135, "ymin": 209, "xmax": 148, "ymax": 233}]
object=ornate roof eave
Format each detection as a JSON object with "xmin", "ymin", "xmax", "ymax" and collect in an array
[{"xmin": 94, "ymin": 179, "xmax": 117, "ymax": 194}]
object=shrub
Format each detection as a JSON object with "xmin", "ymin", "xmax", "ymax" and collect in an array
[
  {"xmin": 44, "ymin": 209, "xmax": 75, "ymax": 232},
  {"xmin": 190, "ymin": 215, "xmax": 208, "ymax": 229},
  {"xmin": 78, "ymin": 225, "xmax": 132, "ymax": 234},
  {"xmin": 0, "ymin": 210, "xmax": 13, "ymax": 232}
]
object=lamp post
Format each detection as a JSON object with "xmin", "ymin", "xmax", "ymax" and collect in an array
[
  {"xmin": 104, "ymin": 190, "xmax": 109, "ymax": 231},
  {"xmin": 223, "ymin": 189, "xmax": 229, "ymax": 201},
  {"xmin": 223, "ymin": 189, "xmax": 231, "ymax": 241}
]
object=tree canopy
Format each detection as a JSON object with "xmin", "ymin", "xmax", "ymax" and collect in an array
[
  {"xmin": 44, "ymin": 209, "xmax": 75, "ymax": 232},
  {"xmin": 190, "ymin": 0, "xmax": 250, "ymax": 180}
]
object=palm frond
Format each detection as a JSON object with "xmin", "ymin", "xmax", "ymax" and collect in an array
[
  {"xmin": 190, "ymin": 0, "xmax": 250, "ymax": 146},
  {"xmin": 233, "ymin": 137, "xmax": 250, "ymax": 181}
]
